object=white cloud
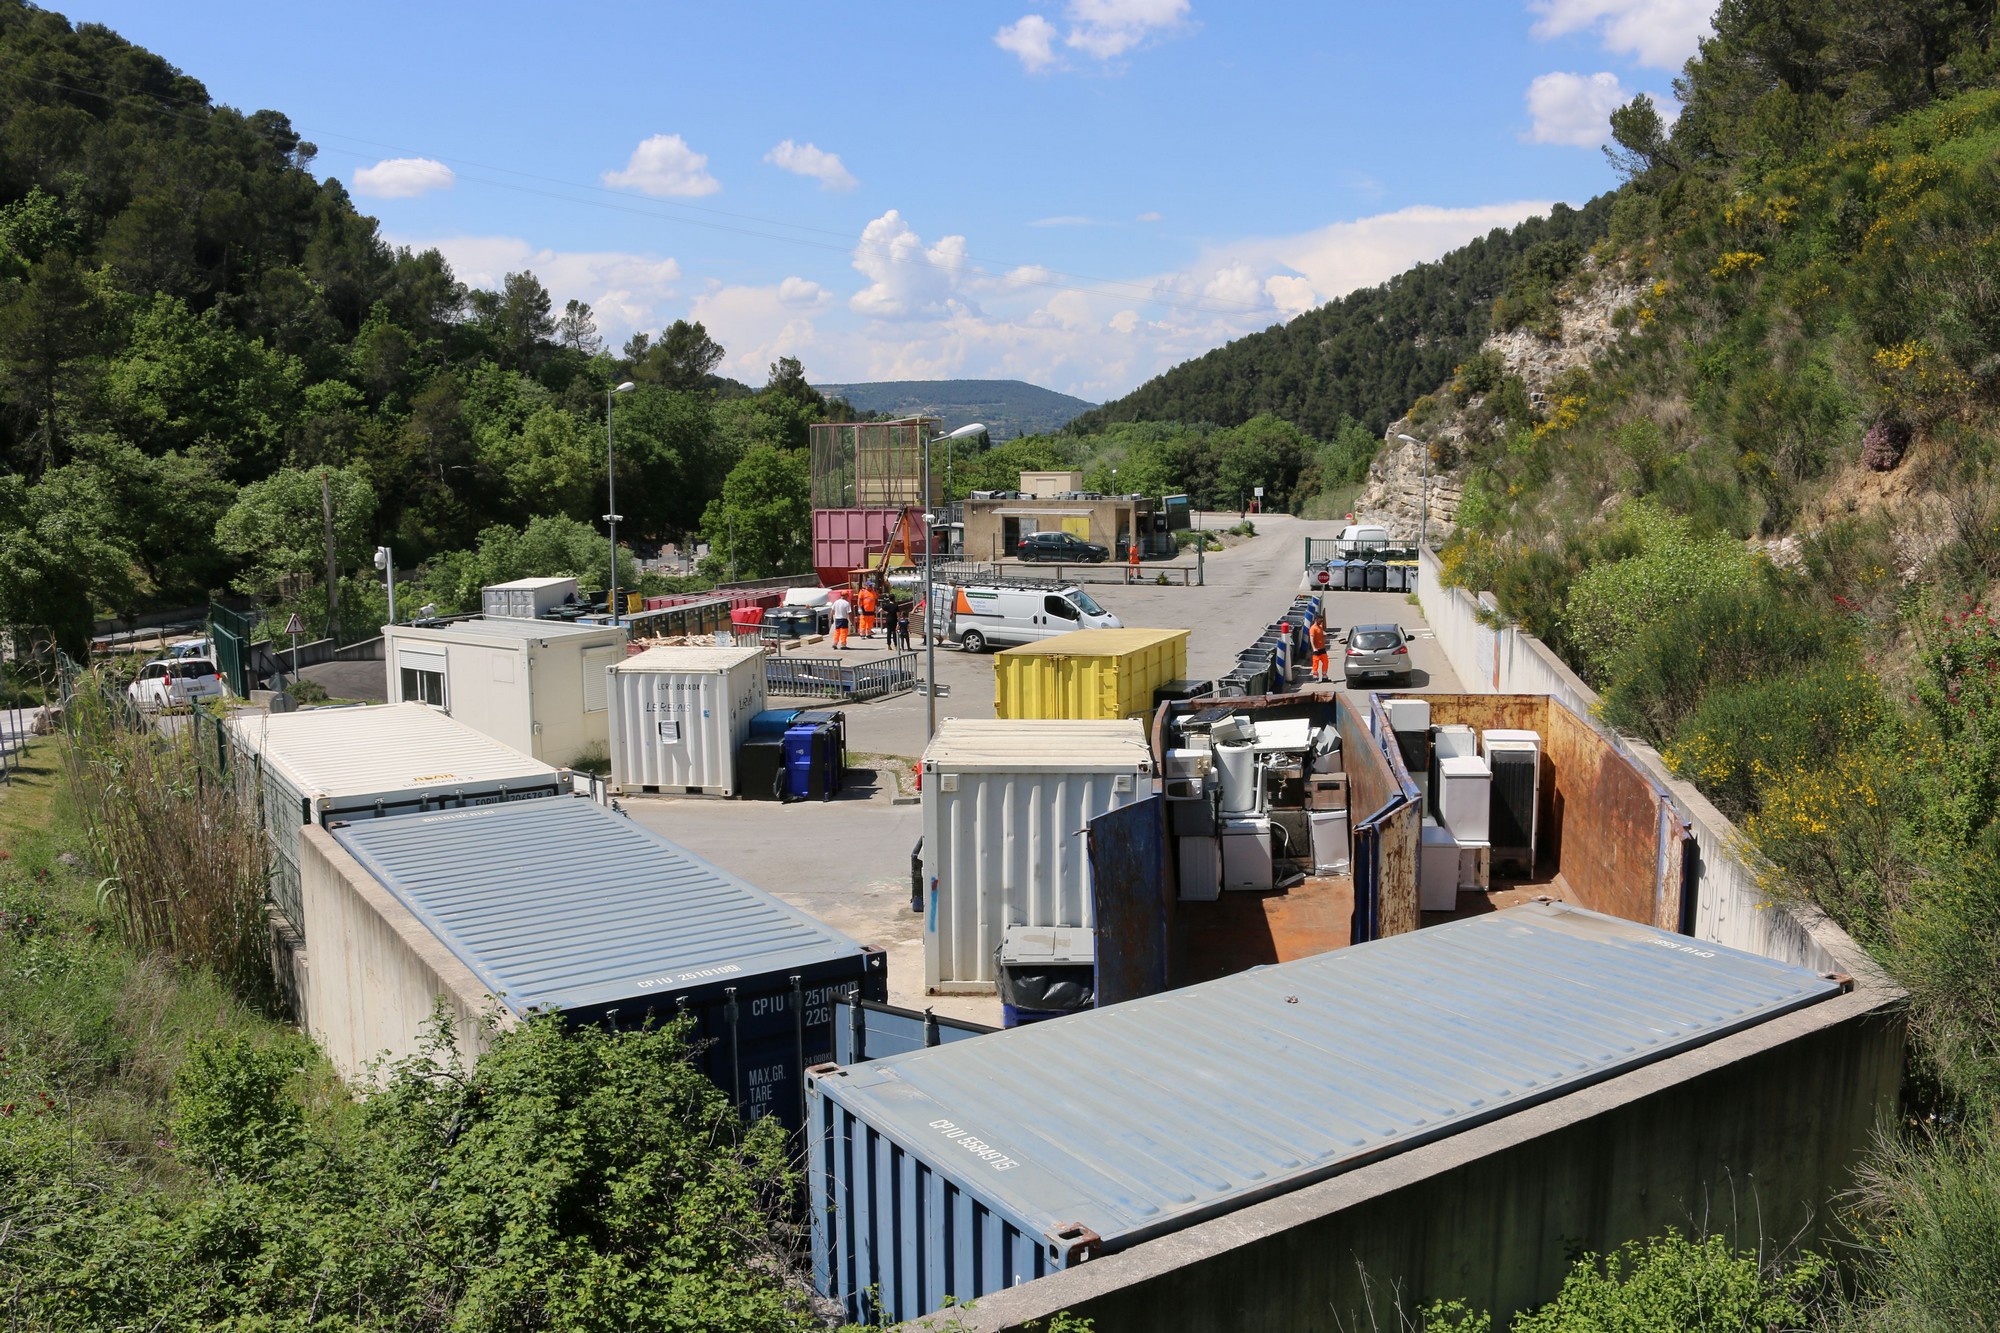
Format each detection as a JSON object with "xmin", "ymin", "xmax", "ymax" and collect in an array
[
  {"xmin": 1006, "ymin": 264, "xmax": 1056, "ymax": 289},
  {"xmin": 1529, "ymin": 0, "xmax": 1712, "ymax": 69},
  {"xmin": 603, "ymin": 133, "xmax": 721, "ymax": 197},
  {"xmin": 689, "ymin": 282, "xmax": 824, "ymax": 381},
  {"xmin": 995, "ymin": 14, "xmax": 1061, "ymax": 71},
  {"xmin": 352, "ymin": 157, "xmax": 454, "ymax": 199},
  {"xmin": 777, "ymin": 276, "xmax": 830, "ymax": 307},
  {"xmin": 764, "ymin": 139, "xmax": 857, "ymax": 191},
  {"xmin": 390, "ymin": 234, "xmax": 681, "ymax": 345},
  {"xmin": 1525, "ymin": 70, "xmax": 1630, "ymax": 146},
  {"xmin": 1109, "ymin": 309, "xmax": 1141, "ymax": 334},
  {"xmin": 1030, "ymin": 215, "xmax": 1102, "ymax": 227},
  {"xmin": 850, "ymin": 210, "xmax": 971, "ymax": 320},
  {"xmin": 1264, "ymin": 274, "xmax": 1317, "ymax": 317},
  {"xmin": 996, "ymin": 0, "xmax": 1190, "ymax": 72}
]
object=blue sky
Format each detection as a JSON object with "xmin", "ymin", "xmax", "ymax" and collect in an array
[{"xmin": 69, "ymin": 1, "xmax": 1709, "ymax": 401}]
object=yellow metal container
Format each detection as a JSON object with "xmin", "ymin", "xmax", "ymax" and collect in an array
[{"xmin": 993, "ymin": 628, "xmax": 1191, "ymax": 721}]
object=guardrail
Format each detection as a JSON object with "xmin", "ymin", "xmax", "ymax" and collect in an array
[
  {"xmin": 767, "ymin": 651, "xmax": 919, "ymax": 702},
  {"xmin": 996, "ymin": 560, "xmax": 1196, "ymax": 586}
]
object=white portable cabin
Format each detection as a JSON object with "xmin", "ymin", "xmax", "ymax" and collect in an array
[
  {"xmin": 921, "ymin": 718, "xmax": 1154, "ymax": 993},
  {"xmin": 381, "ymin": 617, "xmax": 626, "ymax": 767},
  {"xmin": 481, "ymin": 576, "xmax": 578, "ymax": 620},
  {"xmin": 607, "ymin": 645, "xmax": 768, "ymax": 796},
  {"xmin": 225, "ymin": 702, "xmax": 567, "ymax": 939}
]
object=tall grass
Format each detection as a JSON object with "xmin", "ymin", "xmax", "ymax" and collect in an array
[{"xmin": 59, "ymin": 679, "xmax": 272, "ymax": 1004}]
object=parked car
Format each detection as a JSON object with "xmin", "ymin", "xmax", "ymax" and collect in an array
[
  {"xmin": 166, "ymin": 636, "xmax": 213, "ymax": 660},
  {"xmin": 1016, "ymin": 531, "xmax": 1109, "ymax": 563},
  {"xmin": 128, "ymin": 658, "xmax": 228, "ymax": 710},
  {"xmin": 1342, "ymin": 624, "xmax": 1411, "ymax": 688}
]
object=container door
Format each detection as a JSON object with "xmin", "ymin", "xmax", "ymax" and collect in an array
[{"xmin": 1086, "ymin": 796, "xmax": 1169, "ymax": 1005}]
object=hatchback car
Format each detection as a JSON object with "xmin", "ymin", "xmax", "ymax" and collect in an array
[
  {"xmin": 128, "ymin": 658, "xmax": 228, "ymax": 711},
  {"xmin": 1342, "ymin": 624, "xmax": 1412, "ymax": 688},
  {"xmin": 1017, "ymin": 531, "xmax": 1109, "ymax": 563}
]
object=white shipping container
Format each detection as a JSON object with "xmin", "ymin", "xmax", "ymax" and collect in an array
[
  {"xmin": 481, "ymin": 576, "xmax": 578, "ymax": 620},
  {"xmin": 607, "ymin": 645, "xmax": 768, "ymax": 795},
  {"xmin": 922, "ymin": 719, "xmax": 1154, "ymax": 992},
  {"xmin": 382, "ymin": 618, "xmax": 626, "ymax": 767},
  {"xmin": 225, "ymin": 702, "xmax": 566, "ymax": 937}
]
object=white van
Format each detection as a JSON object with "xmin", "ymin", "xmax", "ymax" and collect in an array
[
  {"xmin": 1334, "ymin": 523, "xmax": 1393, "ymax": 556},
  {"xmin": 932, "ymin": 582, "xmax": 1122, "ymax": 652}
]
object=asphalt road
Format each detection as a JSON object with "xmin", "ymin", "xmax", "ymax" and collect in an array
[{"xmin": 622, "ymin": 513, "xmax": 1460, "ymax": 1023}]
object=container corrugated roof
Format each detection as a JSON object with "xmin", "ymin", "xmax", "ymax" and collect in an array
[
  {"xmin": 812, "ymin": 902, "xmax": 1842, "ymax": 1249},
  {"xmin": 397, "ymin": 618, "xmax": 623, "ymax": 643},
  {"xmin": 227, "ymin": 703, "xmax": 559, "ymax": 799},
  {"xmin": 922, "ymin": 718, "xmax": 1153, "ymax": 772},
  {"xmin": 997, "ymin": 628, "xmax": 1188, "ymax": 659},
  {"xmin": 616, "ymin": 645, "xmax": 766, "ymax": 673},
  {"xmin": 485, "ymin": 577, "xmax": 575, "ymax": 591},
  {"xmin": 332, "ymin": 797, "xmax": 873, "ymax": 1014}
]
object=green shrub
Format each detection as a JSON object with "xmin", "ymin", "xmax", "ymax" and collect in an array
[
  {"xmin": 1512, "ymin": 1231, "xmax": 1830, "ymax": 1332},
  {"xmin": 1834, "ymin": 1119, "xmax": 2000, "ymax": 1332},
  {"xmin": 1664, "ymin": 659, "xmax": 1885, "ymax": 819},
  {"xmin": 1563, "ymin": 499, "xmax": 1756, "ymax": 683}
]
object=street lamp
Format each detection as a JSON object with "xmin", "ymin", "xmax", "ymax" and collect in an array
[
  {"xmin": 606, "ymin": 381, "xmax": 636, "ymax": 622},
  {"xmin": 924, "ymin": 421, "xmax": 988, "ymax": 740},
  {"xmin": 373, "ymin": 546, "xmax": 396, "ymax": 626},
  {"xmin": 1394, "ymin": 433, "xmax": 1430, "ymax": 552}
]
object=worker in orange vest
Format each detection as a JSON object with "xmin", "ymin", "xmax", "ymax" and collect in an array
[
  {"xmin": 857, "ymin": 582, "xmax": 878, "ymax": 639},
  {"xmin": 1308, "ymin": 615, "xmax": 1330, "ymax": 684},
  {"xmin": 1126, "ymin": 539, "xmax": 1142, "ymax": 583}
]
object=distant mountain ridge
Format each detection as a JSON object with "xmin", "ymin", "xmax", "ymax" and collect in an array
[{"xmin": 812, "ymin": 379, "xmax": 1096, "ymax": 441}]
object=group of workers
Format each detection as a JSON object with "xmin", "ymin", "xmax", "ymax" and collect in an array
[{"xmin": 828, "ymin": 579, "xmax": 913, "ymax": 651}]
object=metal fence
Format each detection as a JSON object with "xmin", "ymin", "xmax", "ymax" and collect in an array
[
  {"xmin": 209, "ymin": 602, "xmax": 258, "ymax": 697},
  {"xmin": 766, "ymin": 651, "xmax": 918, "ymax": 702}
]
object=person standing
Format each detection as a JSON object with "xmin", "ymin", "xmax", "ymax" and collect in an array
[
  {"xmin": 857, "ymin": 582, "xmax": 878, "ymax": 640},
  {"xmin": 881, "ymin": 596, "xmax": 901, "ymax": 652},
  {"xmin": 830, "ymin": 591, "xmax": 851, "ymax": 649},
  {"xmin": 1126, "ymin": 539, "xmax": 1142, "ymax": 584},
  {"xmin": 896, "ymin": 595, "xmax": 913, "ymax": 650},
  {"xmin": 1308, "ymin": 615, "xmax": 1329, "ymax": 684}
]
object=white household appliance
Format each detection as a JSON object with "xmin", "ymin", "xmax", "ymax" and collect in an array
[
  {"xmin": 1437, "ymin": 755, "xmax": 1493, "ymax": 846},
  {"xmin": 1420, "ymin": 824, "xmax": 1460, "ymax": 912},
  {"xmin": 1178, "ymin": 835, "xmax": 1222, "ymax": 901},
  {"xmin": 1482, "ymin": 728, "xmax": 1543, "ymax": 875},
  {"xmin": 1220, "ymin": 815, "xmax": 1274, "ymax": 891},
  {"xmin": 1216, "ymin": 741, "xmax": 1261, "ymax": 814},
  {"xmin": 1309, "ymin": 807, "xmax": 1351, "ymax": 875}
]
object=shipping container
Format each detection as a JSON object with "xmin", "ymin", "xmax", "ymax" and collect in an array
[
  {"xmin": 808, "ymin": 901, "xmax": 1846, "ymax": 1324},
  {"xmin": 922, "ymin": 719, "xmax": 1154, "ymax": 992},
  {"xmin": 481, "ymin": 576, "xmax": 578, "ymax": 620},
  {"xmin": 813, "ymin": 507, "xmax": 929, "ymax": 587},
  {"xmin": 382, "ymin": 617, "xmax": 626, "ymax": 767},
  {"xmin": 327, "ymin": 797, "xmax": 886, "ymax": 1130},
  {"xmin": 607, "ymin": 645, "xmax": 768, "ymax": 795},
  {"xmin": 993, "ymin": 628, "xmax": 1190, "ymax": 721},
  {"xmin": 226, "ymin": 702, "xmax": 565, "ymax": 937}
]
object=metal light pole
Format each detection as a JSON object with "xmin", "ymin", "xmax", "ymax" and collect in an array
[
  {"xmin": 606, "ymin": 381, "xmax": 636, "ymax": 621},
  {"xmin": 374, "ymin": 546, "xmax": 396, "ymax": 625},
  {"xmin": 1395, "ymin": 432, "xmax": 1430, "ymax": 551},
  {"xmin": 924, "ymin": 422, "xmax": 988, "ymax": 741}
]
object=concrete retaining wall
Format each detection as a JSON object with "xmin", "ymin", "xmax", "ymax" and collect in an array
[
  {"xmin": 1413, "ymin": 550, "xmax": 1866, "ymax": 975},
  {"xmin": 947, "ymin": 980, "xmax": 1904, "ymax": 1332},
  {"xmin": 298, "ymin": 823, "xmax": 510, "ymax": 1082}
]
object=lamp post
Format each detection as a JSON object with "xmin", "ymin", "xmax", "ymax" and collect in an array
[
  {"xmin": 1394, "ymin": 433, "xmax": 1430, "ymax": 552},
  {"xmin": 606, "ymin": 381, "xmax": 636, "ymax": 622},
  {"xmin": 924, "ymin": 422, "xmax": 988, "ymax": 741},
  {"xmin": 373, "ymin": 546, "xmax": 396, "ymax": 626}
]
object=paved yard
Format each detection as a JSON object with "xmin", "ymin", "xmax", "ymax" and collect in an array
[{"xmin": 623, "ymin": 513, "xmax": 1459, "ymax": 1024}]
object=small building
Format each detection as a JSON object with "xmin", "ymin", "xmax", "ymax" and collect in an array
[
  {"xmin": 1019, "ymin": 470, "xmax": 1085, "ymax": 497},
  {"xmin": 381, "ymin": 617, "xmax": 626, "ymax": 767},
  {"xmin": 961, "ymin": 490, "xmax": 1159, "ymax": 562},
  {"xmin": 607, "ymin": 644, "xmax": 768, "ymax": 795}
]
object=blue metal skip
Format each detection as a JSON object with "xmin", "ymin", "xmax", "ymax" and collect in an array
[{"xmin": 807, "ymin": 902, "xmax": 1844, "ymax": 1323}]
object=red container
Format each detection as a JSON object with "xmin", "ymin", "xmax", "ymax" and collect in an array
[
  {"xmin": 730, "ymin": 606, "xmax": 765, "ymax": 629},
  {"xmin": 813, "ymin": 507, "xmax": 936, "ymax": 586}
]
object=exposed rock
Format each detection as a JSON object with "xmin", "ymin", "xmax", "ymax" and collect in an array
[{"xmin": 1352, "ymin": 258, "xmax": 1643, "ymax": 541}]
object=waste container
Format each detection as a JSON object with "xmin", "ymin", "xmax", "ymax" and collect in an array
[
  {"xmin": 782, "ymin": 722, "xmax": 841, "ymax": 802},
  {"xmin": 736, "ymin": 737, "xmax": 788, "ymax": 801},
  {"xmin": 1365, "ymin": 562, "xmax": 1389, "ymax": 592},
  {"xmin": 792, "ymin": 708, "xmax": 848, "ymax": 781},
  {"xmin": 748, "ymin": 708, "xmax": 804, "ymax": 741},
  {"xmin": 994, "ymin": 926, "xmax": 1096, "ymax": 1027},
  {"xmin": 1344, "ymin": 561, "xmax": 1369, "ymax": 591}
]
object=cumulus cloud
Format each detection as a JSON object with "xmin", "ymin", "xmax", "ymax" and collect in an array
[
  {"xmin": 603, "ymin": 134, "xmax": 720, "ymax": 197},
  {"xmin": 996, "ymin": 0, "xmax": 1190, "ymax": 72},
  {"xmin": 764, "ymin": 139, "xmax": 857, "ymax": 191},
  {"xmin": 1529, "ymin": 0, "xmax": 1712, "ymax": 69},
  {"xmin": 995, "ymin": 14, "xmax": 1061, "ymax": 71},
  {"xmin": 1525, "ymin": 70, "xmax": 1631, "ymax": 146},
  {"xmin": 689, "ymin": 282, "xmax": 824, "ymax": 381},
  {"xmin": 352, "ymin": 157, "xmax": 454, "ymax": 199},
  {"xmin": 391, "ymin": 234, "xmax": 681, "ymax": 345},
  {"xmin": 778, "ymin": 276, "xmax": 830, "ymax": 306},
  {"xmin": 850, "ymin": 210, "xmax": 971, "ymax": 320}
]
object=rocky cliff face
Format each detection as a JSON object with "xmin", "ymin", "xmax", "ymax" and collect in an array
[{"xmin": 1352, "ymin": 258, "xmax": 1643, "ymax": 541}]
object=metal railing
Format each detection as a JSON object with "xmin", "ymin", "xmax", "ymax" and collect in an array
[{"xmin": 766, "ymin": 651, "xmax": 918, "ymax": 702}]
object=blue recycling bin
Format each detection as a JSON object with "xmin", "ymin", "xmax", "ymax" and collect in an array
[{"xmin": 782, "ymin": 722, "xmax": 841, "ymax": 802}]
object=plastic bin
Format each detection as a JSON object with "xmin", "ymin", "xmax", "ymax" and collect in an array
[
  {"xmin": 783, "ymin": 722, "xmax": 841, "ymax": 802},
  {"xmin": 736, "ymin": 738, "xmax": 787, "ymax": 801}
]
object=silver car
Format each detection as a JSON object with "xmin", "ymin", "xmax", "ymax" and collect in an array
[{"xmin": 1342, "ymin": 624, "xmax": 1411, "ymax": 688}]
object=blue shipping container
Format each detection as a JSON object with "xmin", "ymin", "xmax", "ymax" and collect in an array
[
  {"xmin": 332, "ymin": 797, "xmax": 886, "ymax": 1129},
  {"xmin": 807, "ymin": 902, "xmax": 1843, "ymax": 1323}
]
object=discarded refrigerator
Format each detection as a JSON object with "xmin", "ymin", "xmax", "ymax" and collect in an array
[{"xmin": 1483, "ymin": 728, "xmax": 1542, "ymax": 875}]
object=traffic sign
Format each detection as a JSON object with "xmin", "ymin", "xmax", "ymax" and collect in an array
[{"xmin": 283, "ymin": 613, "xmax": 304, "ymax": 636}]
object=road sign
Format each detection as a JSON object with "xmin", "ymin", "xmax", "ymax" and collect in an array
[
  {"xmin": 1253, "ymin": 486, "xmax": 1264, "ymax": 497},
  {"xmin": 283, "ymin": 613, "xmax": 304, "ymax": 636}
]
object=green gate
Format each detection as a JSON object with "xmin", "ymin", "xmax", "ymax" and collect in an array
[{"xmin": 209, "ymin": 602, "xmax": 257, "ymax": 698}]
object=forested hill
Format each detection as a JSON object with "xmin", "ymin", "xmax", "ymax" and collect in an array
[
  {"xmin": 811, "ymin": 378, "xmax": 1094, "ymax": 440},
  {"xmin": 0, "ymin": 0, "xmax": 860, "ymax": 654},
  {"xmin": 1069, "ymin": 195, "xmax": 1614, "ymax": 440}
]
